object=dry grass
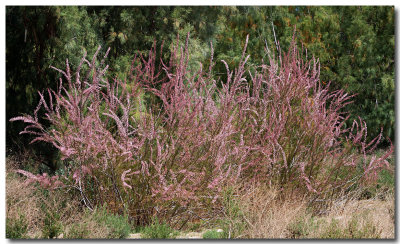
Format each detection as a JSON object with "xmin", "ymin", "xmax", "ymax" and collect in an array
[
  {"xmin": 6, "ymin": 155, "xmax": 134, "ymax": 239},
  {"xmin": 235, "ymin": 184, "xmax": 394, "ymax": 239},
  {"xmin": 6, "ymin": 156, "xmax": 82, "ymax": 238},
  {"xmin": 311, "ymin": 195, "xmax": 395, "ymax": 239},
  {"xmin": 6, "ymin": 168, "xmax": 43, "ymax": 237},
  {"xmin": 237, "ymin": 184, "xmax": 308, "ymax": 238}
]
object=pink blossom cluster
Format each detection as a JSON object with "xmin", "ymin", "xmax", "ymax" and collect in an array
[{"xmin": 15, "ymin": 169, "xmax": 63, "ymax": 190}]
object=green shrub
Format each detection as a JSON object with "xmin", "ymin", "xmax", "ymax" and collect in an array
[
  {"xmin": 141, "ymin": 217, "xmax": 178, "ymax": 239},
  {"xmin": 203, "ymin": 229, "xmax": 224, "ymax": 239},
  {"xmin": 6, "ymin": 215, "xmax": 28, "ymax": 239},
  {"xmin": 92, "ymin": 206, "xmax": 132, "ymax": 239},
  {"xmin": 41, "ymin": 211, "xmax": 63, "ymax": 238}
]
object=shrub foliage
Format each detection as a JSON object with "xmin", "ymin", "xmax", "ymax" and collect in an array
[{"xmin": 10, "ymin": 33, "xmax": 392, "ymax": 225}]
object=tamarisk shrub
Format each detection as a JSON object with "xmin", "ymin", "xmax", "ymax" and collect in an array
[
  {"xmin": 10, "ymin": 34, "xmax": 248, "ymax": 225},
  {"xmin": 10, "ymin": 32, "xmax": 392, "ymax": 225},
  {"xmin": 236, "ymin": 34, "xmax": 393, "ymax": 201}
]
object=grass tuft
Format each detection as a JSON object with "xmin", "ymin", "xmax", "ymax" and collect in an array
[
  {"xmin": 6, "ymin": 215, "xmax": 28, "ymax": 239},
  {"xmin": 140, "ymin": 217, "xmax": 178, "ymax": 239},
  {"xmin": 203, "ymin": 229, "xmax": 224, "ymax": 239}
]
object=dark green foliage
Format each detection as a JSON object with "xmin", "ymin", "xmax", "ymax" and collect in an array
[
  {"xmin": 332, "ymin": 7, "xmax": 394, "ymax": 145},
  {"xmin": 6, "ymin": 215, "xmax": 28, "ymax": 239},
  {"xmin": 6, "ymin": 6, "xmax": 58, "ymax": 169}
]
